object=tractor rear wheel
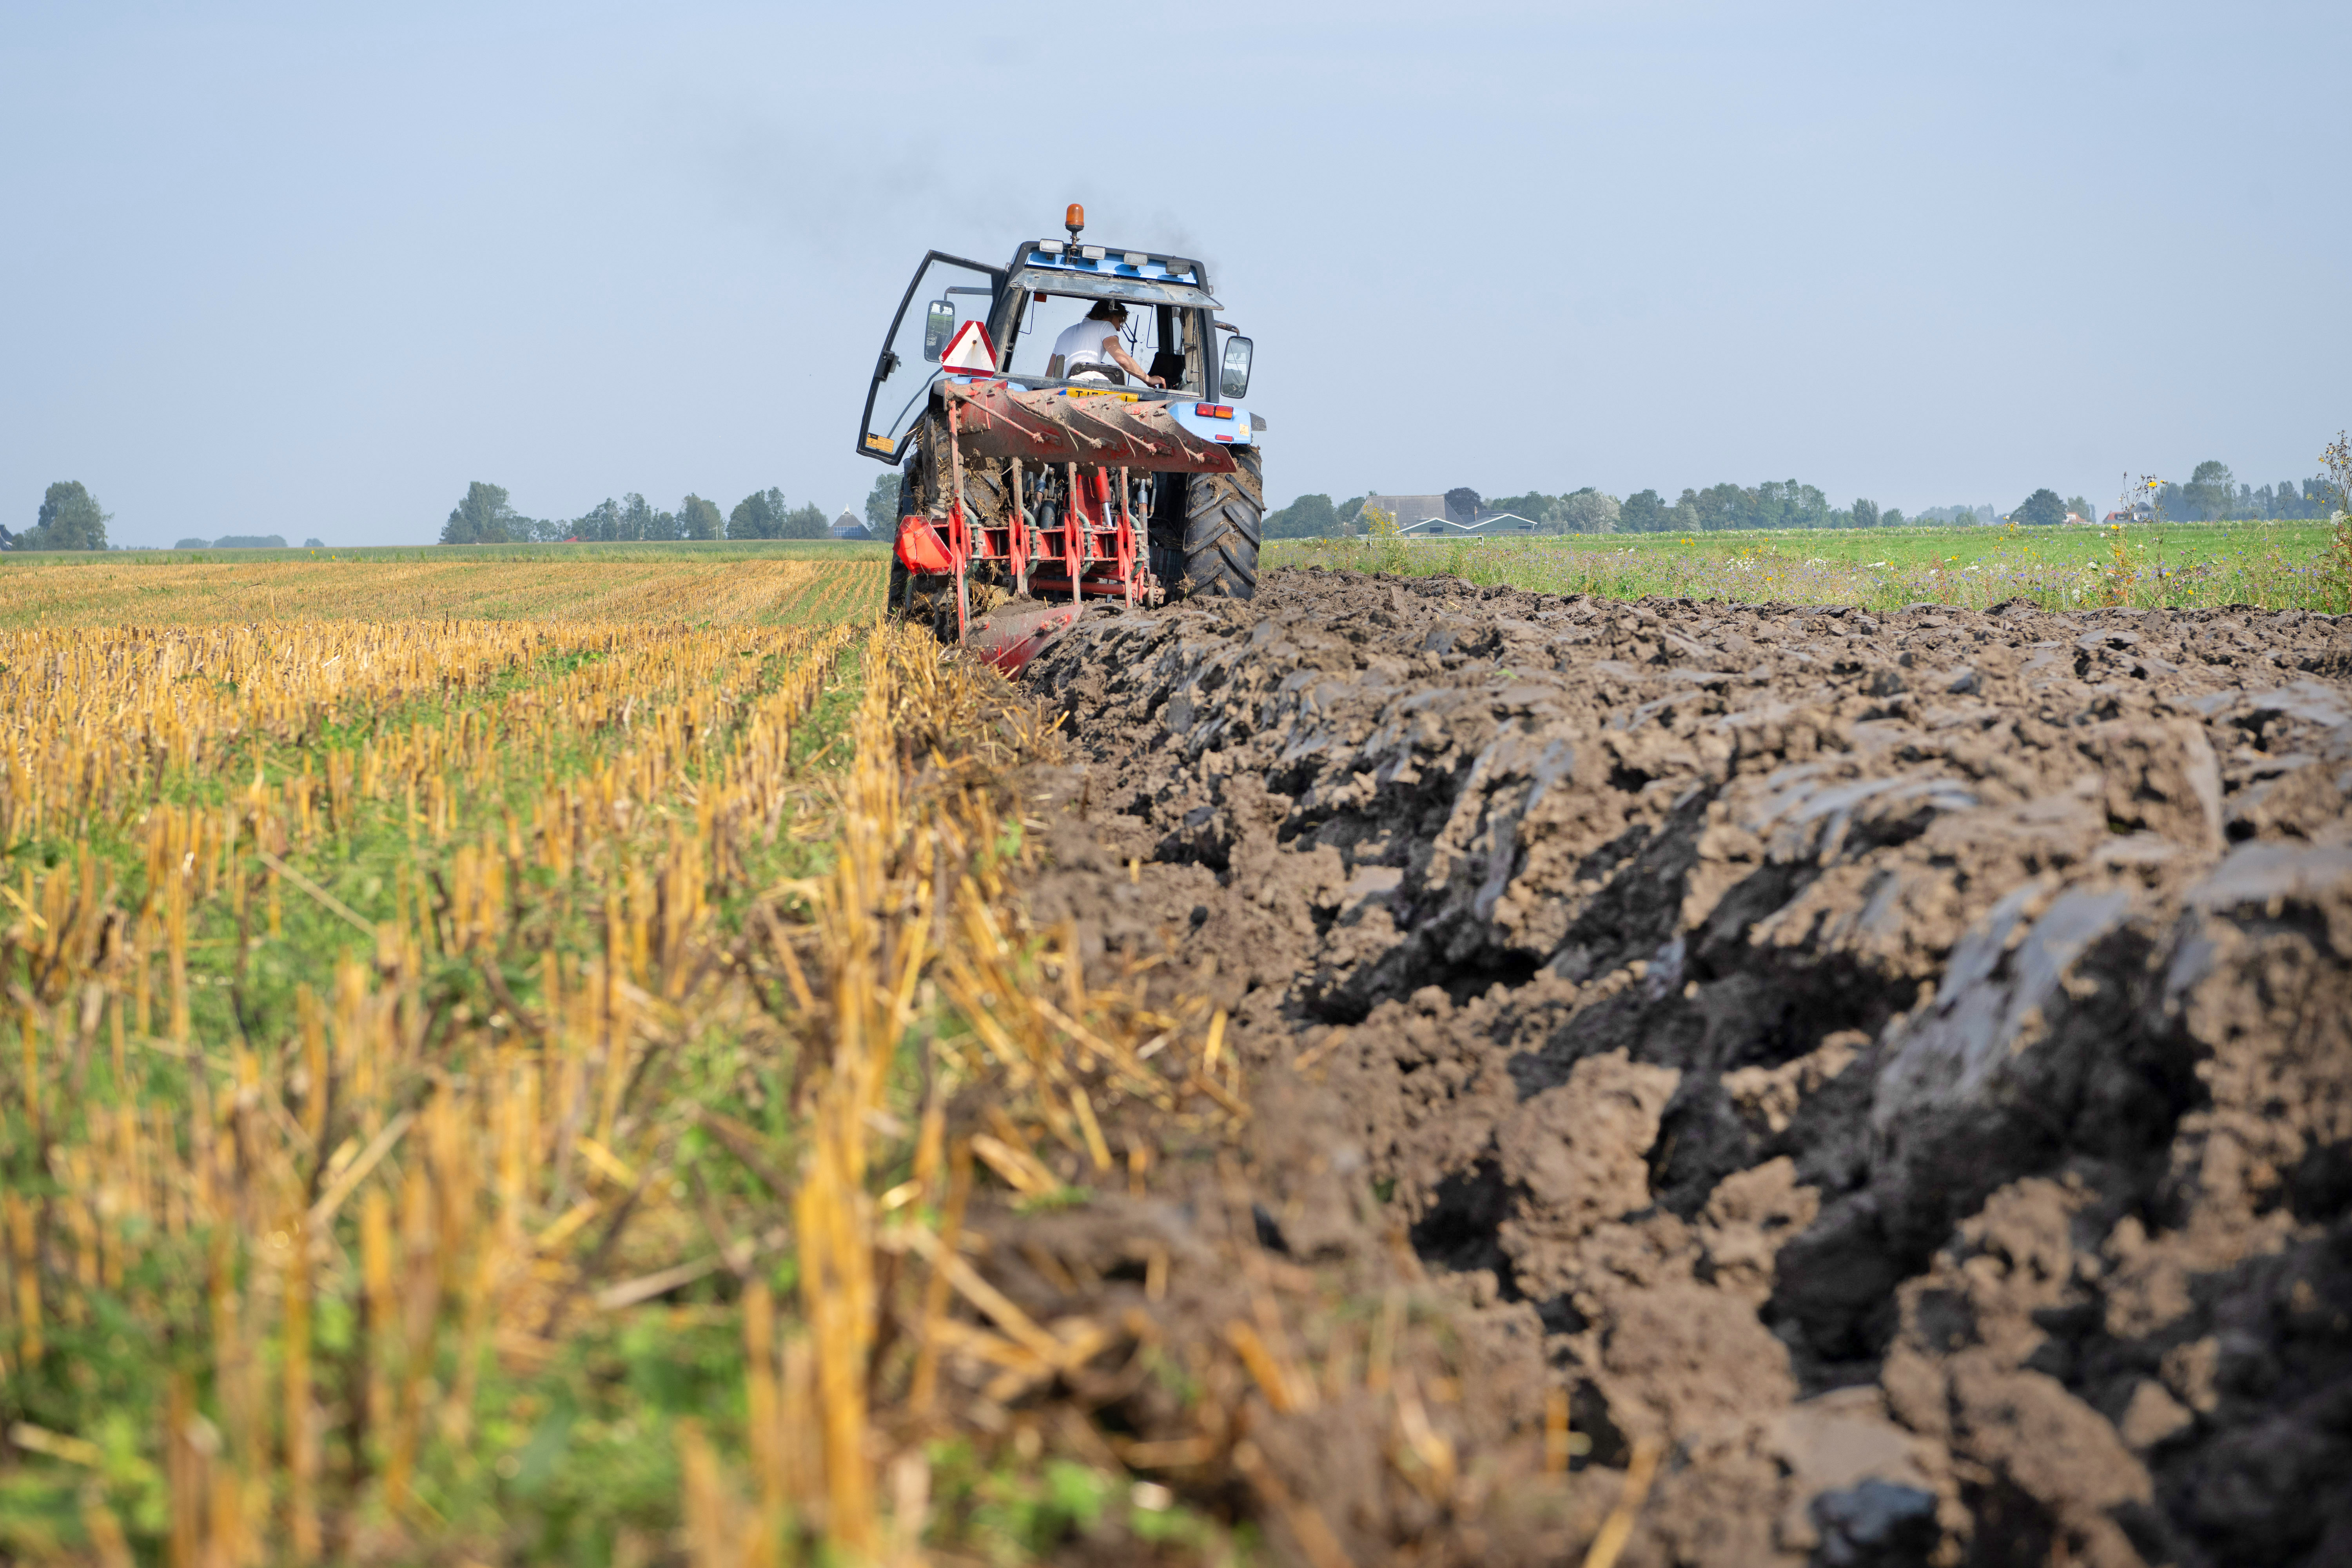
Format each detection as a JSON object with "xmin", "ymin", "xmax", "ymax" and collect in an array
[
  {"xmin": 958, "ymin": 452, "xmax": 1014, "ymax": 532},
  {"xmin": 1155, "ymin": 446, "xmax": 1262, "ymax": 600},
  {"xmin": 901, "ymin": 411, "xmax": 1016, "ymax": 534},
  {"xmin": 887, "ymin": 457, "xmax": 955, "ymax": 636}
]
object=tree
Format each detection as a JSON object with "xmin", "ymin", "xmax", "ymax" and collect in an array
[
  {"xmin": 2064, "ymin": 495, "xmax": 2092, "ymax": 523},
  {"xmin": 679, "ymin": 494, "xmax": 724, "ymax": 541},
  {"xmin": 729, "ymin": 488, "xmax": 782, "ymax": 540},
  {"xmin": 1679, "ymin": 483, "xmax": 1753, "ymax": 532},
  {"xmin": 1750, "ymin": 479, "xmax": 1827, "ymax": 529},
  {"xmin": 569, "ymin": 499, "xmax": 616, "ymax": 541},
  {"xmin": 1485, "ymin": 492, "xmax": 1553, "ymax": 524},
  {"xmin": 2014, "ymin": 488, "xmax": 2067, "ymax": 527},
  {"xmin": 780, "ymin": 504, "xmax": 828, "ymax": 539},
  {"xmin": 1619, "ymin": 489, "xmax": 1668, "ymax": 532},
  {"xmin": 20, "ymin": 481, "xmax": 109, "ymax": 550},
  {"xmin": 1882, "ymin": 508, "xmax": 1906, "ymax": 528},
  {"xmin": 304, "ymin": 537, "xmax": 324, "ymax": 548},
  {"xmin": 2183, "ymin": 460, "xmax": 2234, "ymax": 521},
  {"xmin": 1443, "ymin": 487, "xmax": 1482, "ymax": 523},
  {"xmin": 865, "ymin": 474, "xmax": 902, "ymax": 536},
  {"xmin": 1265, "ymin": 493, "xmax": 1339, "ymax": 538},
  {"xmin": 1553, "ymin": 489, "xmax": 1620, "ymax": 534},
  {"xmin": 617, "ymin": 494, "xmax": 675, "ymax": 541},
  {"xmin": 441, "ymin": 481, "xmax": 517, "ymax": 544},
  {"xmin": 1850, "ymin": 498, "xmax": 1881, "ymax": 529}
]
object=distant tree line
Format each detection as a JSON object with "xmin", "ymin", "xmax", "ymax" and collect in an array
[
  {"xmin": 1265, "ymin": 481, "xmax": 1899, "ymax": 537},
  {"xmin": 172, "ymin": 534, "xmax": 327, "ymax": 549},
  {"xmin": 1262, "ymin": 459, "xmax": 2347, "ymax": 540},
  {"xmin": 438, "ymin": 482, "xmax": 835, "ymax": 544},
  {"xmin": 1262, "ymin": 493, "xmax": 1351, "ymax": 538},
  {"xmin": 2156, "ymin": 461, "xmax": 2338, "ymax": 523},
  {"xmin": 0, "ymin": 481, "xmax": 111, "ymax": 550},
  {"xmin": 4, "ymin": 482, "xmax": 340, "ymax": 552}
]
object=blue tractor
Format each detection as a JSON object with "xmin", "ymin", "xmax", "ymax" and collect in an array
[{"xmin": 855, "ymin": 205, "xmax": 1263, "ymax": 657}]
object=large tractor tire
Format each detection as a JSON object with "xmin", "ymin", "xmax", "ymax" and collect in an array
[
  {"xmin": 903, "ymin": 411, "xmax": 1015, "ymax": 532},
  {"xmin": 959, "ymin": 451, "xmax": 1015, "ymax": 532},
  {"xmin": 1155, "ymin": 446, "xmax": 1262, "ymax": 601}
]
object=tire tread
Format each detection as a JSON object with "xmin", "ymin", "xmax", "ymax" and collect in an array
[{"xmin": 1167, "ymin": 447, "xmax": 1263, "ymax": 600}]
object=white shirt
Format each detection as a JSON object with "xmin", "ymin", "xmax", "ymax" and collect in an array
[{"xmin": 1052, "ymin": 316, "xmax": 1124, "ymax": 372}]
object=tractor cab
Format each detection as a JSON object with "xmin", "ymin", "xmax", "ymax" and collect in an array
[
  {"xmin": 857, "ymin": 208, "xmax": 1253, "ymax": 463},
  {"xmin": 854, "ymin": 206, "xmax": 1265, "ymax": 663}
]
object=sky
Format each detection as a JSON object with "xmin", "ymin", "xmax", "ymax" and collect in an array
[{"xmin": 4, "ymin": 0, "xmax": 2347, "ymax": 547}]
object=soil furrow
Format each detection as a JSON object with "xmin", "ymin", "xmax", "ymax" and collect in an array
[{"xmin": 1015, "ymin": 567, "xmax": 2352, "ymax": 1567}]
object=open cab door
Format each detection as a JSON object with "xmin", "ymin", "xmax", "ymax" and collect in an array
[{"xmin": 857, "ymin": 251, "xmax": 1005, "ymax": 463}]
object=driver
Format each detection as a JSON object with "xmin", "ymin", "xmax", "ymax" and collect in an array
[{"xmin": 1048, "ymin": 300, "xmax": 1164, "ymax": 388}]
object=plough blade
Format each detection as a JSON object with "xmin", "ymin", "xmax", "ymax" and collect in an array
[
  {"xmin": 943, "ymin": 381, "xmax": 1239, "ymax": 474},
  {"xmin": 965, "ymin": 599, "xmax": 1089, "ymax": 676}
]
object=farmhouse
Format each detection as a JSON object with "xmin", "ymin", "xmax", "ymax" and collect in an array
[
  {"xmin": 1364, "ymin": 493, "xmax": 1541, "ymax": 537},
  {"xmin": 1361, "ymin": 494, "xmax": 1451, "ymax": 530},
  {"xmin": 1397, "ymin": 513, "xmax": 1540, "ymax": 538}
]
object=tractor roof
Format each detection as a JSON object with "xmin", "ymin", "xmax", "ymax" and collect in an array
[{"xmin": 1007, "ymin": 241, "xmax": 1219, "ymax": 310}]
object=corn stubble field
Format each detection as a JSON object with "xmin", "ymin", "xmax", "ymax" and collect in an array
[
  {"xmin": 0, "ymin": 555, "xmax": 887, "ymax": 632},
  {"xmin": 0, "ymin": 557, "xmax": 1290, "ymax": 1565},
  {"xmin": 3, "ymin": 525, "xmax": 2347, "ymax": 1566}
]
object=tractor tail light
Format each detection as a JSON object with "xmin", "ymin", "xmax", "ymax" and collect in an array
[{"xmin": 1194, "ymin": 403, "xmax": 1233, "ymax": 419}]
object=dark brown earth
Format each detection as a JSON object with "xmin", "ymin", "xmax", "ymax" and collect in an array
[{"xmin": 980, "ymin": 568, "xmax": 2352, "ymax": 1567}]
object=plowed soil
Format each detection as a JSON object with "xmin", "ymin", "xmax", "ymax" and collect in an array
[{"xmin": 1008, "ymin": 568, "xmax": 2352, "ymax": 1567}]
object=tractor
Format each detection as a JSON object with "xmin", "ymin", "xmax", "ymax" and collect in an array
[{"xmin": 854, "ymin": 205, "xmax": 1263, "ymax": 668}]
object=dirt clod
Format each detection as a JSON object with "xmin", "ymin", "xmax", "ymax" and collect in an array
[{"xmin": 1016, "ymin": 568, "xmax": 2352, "ymax": 1566}]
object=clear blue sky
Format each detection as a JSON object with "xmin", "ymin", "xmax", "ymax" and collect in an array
[{"xmin": 5, "ymin": 2, "xmax": 2346, "ymax": 546}]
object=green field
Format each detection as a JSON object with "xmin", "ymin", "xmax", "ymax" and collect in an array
[{"xmin": 1269, "ymin": 517, "xmax": 2350, "ymax": 613}]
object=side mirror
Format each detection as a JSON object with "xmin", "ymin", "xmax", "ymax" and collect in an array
[
  {"xmin": 922, "ymin": 300, "xmax": 955, "ymax": 361},
  {"xmin": 1220, "ymin": 336, "xmax": 1253, "ymax": 398}
]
